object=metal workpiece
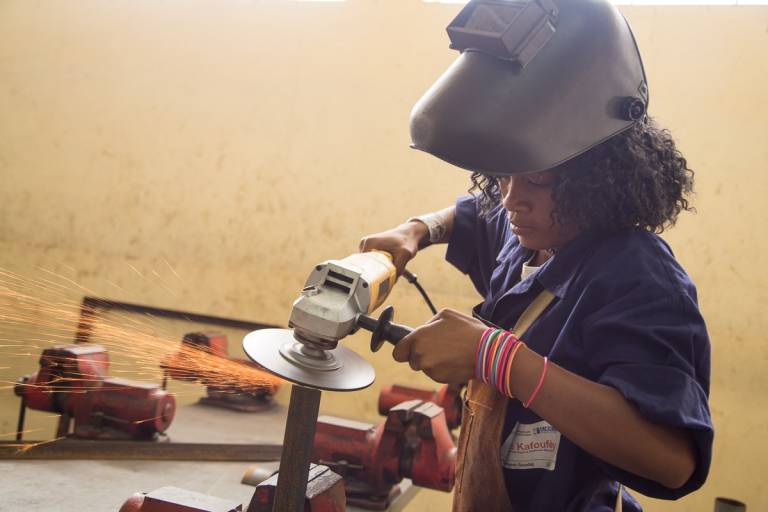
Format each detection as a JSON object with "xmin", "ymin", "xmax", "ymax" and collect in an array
[
  {"xmin": 267, "ymin": 385, "xmax": 322, "ymax": 512},
  {"xmin": 243, "ymin": 329, "xmax": 375, "ymax": 391},
  {"xmin": 0, "ymin": 440, "xmax": 282, "ymax": 461},
  {"xmin": 714, "ymin": 498, "xmax": 747, "ymax": 512},
  {"xmin": 248, "ymin": 464, "xmax": 346, "ymax": 512}
]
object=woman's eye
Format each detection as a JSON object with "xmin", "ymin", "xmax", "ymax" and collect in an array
[{"xmin": 527, "ymin": 178, "xmax": 553, "ymax": 187}]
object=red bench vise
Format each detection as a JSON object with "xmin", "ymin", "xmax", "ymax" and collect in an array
[
  {"xmin": 15, "ymin": 344, "xmax": 175, "ymax": 441},
  {"xmin": 119, "ymin": 464, "xmax": 344, "ymax": 512},
  {"xmin": 160, "ymin": 331, "xmax": 279, "ymax": 412},
  {"xmin": 120, "ymin": 486, "xmax": 243, "ymax": 512},
  {"xmin": 247, "ymin": 463, "xmax": 346, "ymax": 512},
  {"xmin": 378, "ymin": 383, "xmax": 463, "ymax": 430},
  {"xmin": 311, "ymin": 399, "xmax": 456, "ymax": 510}
]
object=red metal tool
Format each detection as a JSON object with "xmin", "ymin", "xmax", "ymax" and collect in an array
[
  {"xmin": 161, "ymin": 331, "xmax": 279, "ymax": 412},
  {"xmin": 120, "ymin": 486, "xmax": 242, "ymax": 512},
  {"xmin": 15, "ymin": 344, "xmax": 175, "ymax": 441},
  {"xmin": 247, "ymin": 464, "xmax": 346, "ymax": 512},
  {"xmin": 312, "ymin": 399, "xmax": 457, "ymax": 510},
  {"xmin": 378, "ymin": 383, "xmax": 463, "ymax": 430},
  {"xmin": 118, "ymin": 464, "xmax": 344, "ymax": 512}
]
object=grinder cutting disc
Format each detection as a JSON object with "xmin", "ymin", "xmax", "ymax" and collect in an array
[{"xmin": 243, "ymin": 329, "xmax": 375, "ymax": 392}]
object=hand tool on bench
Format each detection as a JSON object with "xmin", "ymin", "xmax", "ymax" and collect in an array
[
  {"xmin": 15, "ymin": 344, "xmax": 175, "ymax": 441},
  {"xmin": 161, "ymin": 331, "xmax": 280, "ymax": 412},
  {"xmin": 310, "ymin": 399, "xmax": 456, "ymax": 510},
  {"xmin": 378, "ymin": 383, "xmax": 463, "ymax": 430}
]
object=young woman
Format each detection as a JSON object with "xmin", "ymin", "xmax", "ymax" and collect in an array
[{"xmin": 359, "ymin": 1, "xmax": 713, "ymax": 510}]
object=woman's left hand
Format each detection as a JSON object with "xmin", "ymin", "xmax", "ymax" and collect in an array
[{"xmin": 392, "ymin": 309, "xmax": 487, "ymax": 383}]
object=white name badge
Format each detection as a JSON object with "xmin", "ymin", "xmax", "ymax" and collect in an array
[{"xmin": 501, "ymin": 420, "xmax": 561, "ymax": 471}]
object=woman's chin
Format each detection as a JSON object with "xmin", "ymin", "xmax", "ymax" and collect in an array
[{"xmin": 516, "ymin": 236, "xmax": 544, "ymax": 251}]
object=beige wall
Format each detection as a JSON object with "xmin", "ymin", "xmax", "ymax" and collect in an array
[{"xmin": 1, "ymin": 1, "xmax": 766, "ymax": 510}]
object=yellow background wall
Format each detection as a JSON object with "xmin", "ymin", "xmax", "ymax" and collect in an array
[{"xmin": 1, "ymin": 1, "xmax": 766, "ymax": 510}]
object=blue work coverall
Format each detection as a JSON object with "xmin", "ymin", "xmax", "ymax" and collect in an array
[{"xmin": 446, "ymin": 195, "xmax": 714, "ymax": 511}]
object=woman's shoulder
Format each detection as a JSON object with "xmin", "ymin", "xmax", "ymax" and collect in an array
[
  {"xmin": 581, "ymin": 230, "xmax": 698, "ymax": 301},
  {"xmin": 593, "ymin": 230, "xmax": 673, "ymax": 258}
]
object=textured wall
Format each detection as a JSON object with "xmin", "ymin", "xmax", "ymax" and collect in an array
[{"xmin": 0, "ymin": 1, "xmax": 766, "ymax": 510}]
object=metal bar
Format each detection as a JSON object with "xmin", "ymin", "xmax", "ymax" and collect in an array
[
  {"xmin": 74, "ymin": 296, "xmax": 98, "ymax": 343},
  {"xmin": 75, "ymin": 296, "xmax": 278, "ymax": 336},
  {"xmin": 715, "ymin": 498, "xmax": 747, "ymax": 512},
  {"xmin": 269, "ymin": 385, "xmax": 321, "ymax": 512},
  {"xmin": 55, "ymin": 413, "xmax": 71, "ymax": 438},
  {"xmin": 0, "ymin": 440, "xmax": 282, "ymax": 461},
  {"xmin": 15, "ymin": 401, "xmax": 26, "ymax": 442}
]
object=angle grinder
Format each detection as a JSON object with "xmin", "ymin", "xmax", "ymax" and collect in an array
[
  {"xmin": 242, "ymin": 251, "xmax": 418, "ymax": 511},
  {"xmin": 243, "ymin": 251, "xmax": 413, "ymax": 391}
]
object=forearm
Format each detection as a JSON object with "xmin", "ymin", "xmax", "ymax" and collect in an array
[
  {"xmin": 359, "ymin": 206, "xmax": 456, "ymax": 275},
  {"xmin": 406, "ymin": 205, "xmax": 456, "ymax": 248},
  {"xmin": 509, "ymin": 347, "xmax": 696, "ymax": 489}
]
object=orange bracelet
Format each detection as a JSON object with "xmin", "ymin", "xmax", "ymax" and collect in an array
[{"xmin": 503, "ymin": 341, "xmax": 525, "ymax": 397}]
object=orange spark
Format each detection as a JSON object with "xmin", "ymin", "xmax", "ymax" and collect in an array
[{"xmin": 1, "ymin": 265, "xmax": 282, "ymax": 432}]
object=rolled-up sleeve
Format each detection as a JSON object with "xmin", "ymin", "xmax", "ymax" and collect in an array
[
  {"xmin": 446, "ymin": 195, "xmax": 509, "ymax": 297},
  {"xmin": 581, "ymin": 293, "xmax": 714, "ymax": 499}
]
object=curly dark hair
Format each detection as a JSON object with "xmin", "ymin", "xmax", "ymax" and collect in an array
[{"xmin": 469, "ymin": 119, "xmax": 695, "ymax": 234}]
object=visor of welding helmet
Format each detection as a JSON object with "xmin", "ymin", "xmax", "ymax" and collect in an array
[{"xmin": 409, "ymin": 0, "xmax": 648, "ymax": 176}]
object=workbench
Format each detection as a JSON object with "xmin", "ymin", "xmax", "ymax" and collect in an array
[{"xmin": 0, "ymin": 403, "xmax": 418, "ymax": 512}]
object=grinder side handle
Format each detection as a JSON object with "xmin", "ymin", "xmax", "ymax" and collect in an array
[{"xmin": 357, "ymin": 306, "xmax": 414, "ymax": 353}]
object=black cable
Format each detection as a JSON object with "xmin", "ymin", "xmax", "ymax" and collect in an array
[{"xmin": 402, "ymin": 269, "xmax": 438, "ymax": 315}]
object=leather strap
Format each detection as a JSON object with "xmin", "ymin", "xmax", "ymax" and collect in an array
[
  {"xmin": 511, "ymin": 289, "xmax": 555, "ymax": 337},
  {"xmin": 452, "ymin": 289, "xmax": 556, "ymax": 512}
]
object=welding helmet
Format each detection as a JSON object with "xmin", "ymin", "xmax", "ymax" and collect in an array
[{"xmin": 409, "ymin": 0, "xmax": 648, "ymax": 176}]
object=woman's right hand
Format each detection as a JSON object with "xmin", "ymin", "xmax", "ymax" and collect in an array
[{"xmin": 358, "ymin": 221, "xmax": 429, "ymax": 276}]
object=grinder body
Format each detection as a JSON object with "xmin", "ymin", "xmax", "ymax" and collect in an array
[{"xmin": 289, "ymin": 252, "xmax": 397, "ymax": 348}]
